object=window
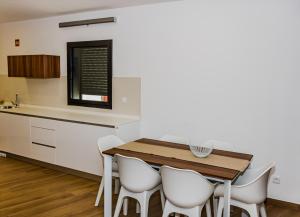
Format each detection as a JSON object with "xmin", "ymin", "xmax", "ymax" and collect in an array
[{"xmin": 67, "ymin": 40, "xmax": 112, "ymax": 109}]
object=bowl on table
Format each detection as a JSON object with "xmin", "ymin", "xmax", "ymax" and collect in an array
[{"xmin": 189, "ymin": 145, "xmax": 213, "ymax": 158}]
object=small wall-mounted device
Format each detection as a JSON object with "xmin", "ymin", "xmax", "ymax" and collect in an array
[{"xmin": 15, "ymin": 39, "xmax": 20, "ymax": 47}]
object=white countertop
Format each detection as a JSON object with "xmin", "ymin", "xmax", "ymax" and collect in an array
[{"xmin": 0, "ymin": 105, "xmax": 139, "ymax": 128}]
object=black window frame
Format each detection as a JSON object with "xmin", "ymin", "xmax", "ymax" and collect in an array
[{"xmin": 67, "ymin": 40, "xmax": 113, "ymax": 109}]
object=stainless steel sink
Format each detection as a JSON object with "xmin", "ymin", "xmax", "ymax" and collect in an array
[
  {"xmin": 0, "ymin": 102, "xmax": 16, "ymax": 110},
  {"xmin": 0, "ymin": 106, "xmax": 15, "ymax": 110}
]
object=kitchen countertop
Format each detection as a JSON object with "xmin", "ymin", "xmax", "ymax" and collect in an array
[{"xmin": 0, "ymin": 105, "xmax": 139, "ymax": 128}]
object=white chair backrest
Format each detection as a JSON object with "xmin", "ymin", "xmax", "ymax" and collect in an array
[
  {"xmin": 234, "ymin": 162, "xmax": 276, "ymax": 204},
  {"xmin": 161, "ymin": 165, "xmax": 214, "ymax": 208},
  {"xmin": 159, "ymin": 134, "xmax": 189, "ymax": 145},
  {"xmin": 116, "ymin": 154, "xmax": 161, "ymax": 193},
  {"xmin": 204, "ymin": 139, "xmax": 235, "ymax": 151},
  {"xmin": 97, "ymin": 135, "xmax": 124, "ymax": 158}
]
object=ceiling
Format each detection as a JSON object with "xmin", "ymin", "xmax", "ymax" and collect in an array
[{"xmin": 0, "ymin": 0, "xmax": 178, "ymax": 23}]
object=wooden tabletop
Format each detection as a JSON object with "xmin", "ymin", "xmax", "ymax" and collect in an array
[{"xmin": 103, "ymin": 138, "xmax": 253, "ymax": 181}]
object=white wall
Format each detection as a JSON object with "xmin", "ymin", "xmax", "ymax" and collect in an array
[{"xmin": 0, "ymin": 0, "xmax": 300, "ymax": 203}]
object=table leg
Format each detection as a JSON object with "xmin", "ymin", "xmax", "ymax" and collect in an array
[
  {"xmin": 104, "ymin": 155, "xmax": 113, "ymax": 217},
  {"xmin": 224, "ymin": 180, "xmax": 232, "ymax": 217}
]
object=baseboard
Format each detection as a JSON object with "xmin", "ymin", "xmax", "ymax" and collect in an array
[
  {"xmin": 266, "ymin": 198, "xmax": 300, "ymax": 210},
  {"xmin": 3, "ymin": 151, "xmax": 101, "ymax": 181}
]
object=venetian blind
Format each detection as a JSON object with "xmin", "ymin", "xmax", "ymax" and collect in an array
[{"xmin": 80, "ymin": 47, "xmax": 109, "ymax": 96}]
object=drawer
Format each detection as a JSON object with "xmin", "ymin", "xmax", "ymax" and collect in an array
[
  {"xmin": 30, "ymin": 117, "xmax": 58, "ymax": 130},
  {"xmin": 31, "ymin": 142, "xmax": 56, "ymax": 164},
  {"xmin": 31, "ymin": 126, "xmax": 56, "ymax": 148}
]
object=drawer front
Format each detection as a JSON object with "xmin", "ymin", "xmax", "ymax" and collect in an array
[
  {"xmin": 30, "ymin": 117, "xmax": 58, "ymax": 130},
  {"xmin": 31, "ymin": 126, "xmax": 56, "ymax": 148},
  {"xmin": 31, "ymin": 143, "xmax": 55, "ymax": 164},
  {"xmin": 30, "ymin": 126, "xmax": 56, "ymax": 164}
]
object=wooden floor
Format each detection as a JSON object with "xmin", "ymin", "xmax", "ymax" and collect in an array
[{"xmin": 0, "ymin": 157, "xmax": 298, "ymax": 217}]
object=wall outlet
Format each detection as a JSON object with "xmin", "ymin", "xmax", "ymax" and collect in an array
[
  {"xmin": 121, "ymin": 97, "xmax": 128, "ymax": 103},
  {"xmin": 0, "ymin": 152, "xmax": 7, "ymax": 158},
  {"xmin": 272, "ymin": 176, "xmax": 281, "ymax": 184}
]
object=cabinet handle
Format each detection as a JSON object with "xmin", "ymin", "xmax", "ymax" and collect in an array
[{"xmin": 32, "ymin": 142, "xmax": 56, "ymax": 149}]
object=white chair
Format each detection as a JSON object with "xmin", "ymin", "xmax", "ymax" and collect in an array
[
  {"xmin": 161, "ymin": 165, "xmax": 215, "ymax": 217},
  {"xmin": 113, "ymin": 154, "xmax": 165, "ymax": 217},
  {"xmin": 95, "ymin": 135, "xmax": 125, "ymax": 209},
  {"xmin": 214, "ymin": 162, "xmax": 275, "ymax": 217},
  {"xmin": 159, "ymin": 135, "xmax": 213, "ymax": 217}
]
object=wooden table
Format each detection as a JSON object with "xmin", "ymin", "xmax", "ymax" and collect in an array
[{"xmin": 103, "ymin": 138, "xmax": 253, "ymax": 217}]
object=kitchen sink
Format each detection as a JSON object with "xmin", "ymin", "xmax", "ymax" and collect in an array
[
  {"xmin": 0, "ymin": 101, "xmax": 16, "ymax": 110},
  {"xmin": 0, "ymin": 106, "xmax": 15, "ymax": 110}
]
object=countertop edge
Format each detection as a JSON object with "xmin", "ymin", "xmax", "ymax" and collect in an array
[{"xmin": 0, "ymin": 110, "xmax": 118, "ymax": 128}]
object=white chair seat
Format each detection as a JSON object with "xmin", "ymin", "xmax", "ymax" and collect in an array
[
  {"xmin": 214, "ymin": 184, "xmax": 252, "ymax": 204},
  {"xmin": 161, "ymin": 165, "xmax": 214, "ymax": 217},
  {"xmin": 159, "ymin": 135, "xmax": 213, "ymax": 217},
  {"xmin": 113, "ymin": 154, "xmax": 165, "ymax": 217}
]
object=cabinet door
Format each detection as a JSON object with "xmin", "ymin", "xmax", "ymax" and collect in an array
[
  {"xmin": 7, "ymin": 56, "xmax": 27, "ymax": 77},
  {"xmin": 55, "ymin": 121, "xmax": 115, "ymax": 176},
  {"xmin": 26, "ymin": 55, "xmax": 45, "ymax": 78},
  {"xmin": 0, "ymin": 113, "xmax": 31, "ymax": 157},
  {"xmin": 0, "ymin": 113, "xmax": 10, "ymax": 152}
]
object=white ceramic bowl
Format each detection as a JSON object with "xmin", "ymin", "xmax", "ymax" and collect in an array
[{"xmin": 189, "ymin": 145, "xmax": 213, "ymax": 158}]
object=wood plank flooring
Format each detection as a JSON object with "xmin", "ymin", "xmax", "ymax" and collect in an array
[{"xmin": 0, "ymin": 157, "xmax": 299, "ymax": 217}]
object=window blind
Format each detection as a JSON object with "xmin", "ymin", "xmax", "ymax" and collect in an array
[{"xmin": 79, "ymin": 47, "xmax": 109, "ymax": 96}]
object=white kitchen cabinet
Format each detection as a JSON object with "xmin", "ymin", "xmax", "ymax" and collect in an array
[
  {"xmin": 55, "ymin": 120, "xmax": 140, "ymax": 176},
  {"xmin": 31, "ymin": 143, "xmax": 56, "ymax": 164},
  {"xmin": 31, "ymin": 126, "xmax": 56, "ymax": 148},
  {"xmin": 0, "ymin": 113, "xmax": 10, "ymax": 152},
  {"xmin": 0, "ymin": 113, "xmax": 31, "ymax": 157},
  {"xmin": 30, "ymin": 125, "xmax": 56, "ymax": 164},
  {"xmin": 0, "ymin": 112, "xmax": 140, "ymax": 176},
  {"xmin": 29, "ymin": 118, "xmax": 58, "ymax": 163},
  {"xmin": 55, "ymin": 121, "xmax": 115, "ymax": 175}
]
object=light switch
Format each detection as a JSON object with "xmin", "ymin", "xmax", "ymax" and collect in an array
[
  {"xmin": 15, "ymin": 39, "xmax": 20, "ymax": 47},
  {"xmin": 121, "ymin": 97, "xmax": 128, "ymax": 103}
]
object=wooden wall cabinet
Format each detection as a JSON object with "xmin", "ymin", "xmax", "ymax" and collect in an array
[{"xmin": 7, "ymin": 55, "xmax": 60, "ymax": 78}]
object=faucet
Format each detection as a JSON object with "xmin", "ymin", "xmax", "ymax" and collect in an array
[{"xmin": 14, "ymin": 94, "xmax": 20, "ymax": 107}]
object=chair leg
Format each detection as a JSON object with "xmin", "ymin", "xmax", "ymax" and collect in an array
[
  {"xmin": 114, "ymin": 178, "xmax": 120, "ymax": 194},
  {"xmin": 186, "ymin": 206, "xmax": 201, "ymax": 217},
  {"xmin": 162, "ymin": 200, "xmax": 172, "ymax": 217},
  {"xmin": 247, "ymin": 204, "xmax": 259, "ymax": 217},
  {"xmin": 95, "ymin": 177, "xmax": 104, "ymax": 206},
  {"xmin": 205, "ymin": 200, "xmax": 212, "ymax": 217},
  {"xmin": 260, "ymin": 203, "xmax": 267, "ymax": 217},
  {"xmin": 123, "ymin": 198, "xmax": 128, "ymax": 216},
  {"xmin": 139, "ymin": 192, "xmax": 150, "ymax": 217},
  {"xmin": 160, "ymin": 187, "xmax": 166, "ymax": 210},
  {"xmin": 113, "ymin": 188, "xmax": 125, "ymax": 217},
  {"xmin": 136, "ymin": 202, "xmax": 140, "ymax": 213},
  {"xmin": 213, "ymin": 197, "xmax": 218, "ymax": 217},
  {"xmin": 216, "ymin": 197, "xmax": 224, "ymax": 217}
]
